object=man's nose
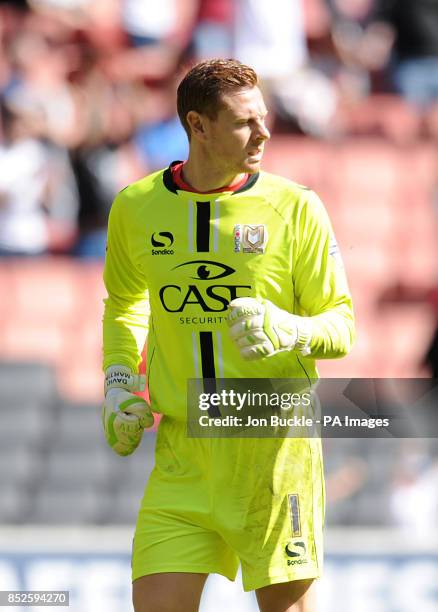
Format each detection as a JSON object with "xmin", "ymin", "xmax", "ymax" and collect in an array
[{"xmin": 255, "ymin": 122, "xmax": 270, "ymax": 141}]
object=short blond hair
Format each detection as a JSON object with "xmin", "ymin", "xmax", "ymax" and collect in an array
[{"xmin": 177, "ymin": 59, "xmax": 258, "ymax": 138}]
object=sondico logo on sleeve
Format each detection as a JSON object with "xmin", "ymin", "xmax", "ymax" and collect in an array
[{"xmin": 151, "ymin": 232, "xmax": 174, "ymax": 255}]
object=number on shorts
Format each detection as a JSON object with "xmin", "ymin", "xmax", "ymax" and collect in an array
[{"xmin": 288, "ymin": 493, "xmax": 301, "ymax": 537}]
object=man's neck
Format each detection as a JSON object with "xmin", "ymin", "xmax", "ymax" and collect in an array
[{"xmin": 182, "ymin": 157, "xmax": 246, "ymax": 193}]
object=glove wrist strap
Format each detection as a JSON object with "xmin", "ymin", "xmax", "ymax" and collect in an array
[
  {"xmin": 294, "ymin": 318, "xmax": 313, "ymax": 356},
  {"xmin": 104, "ymin": 365, "xmax": 146, "ymax": 396}
]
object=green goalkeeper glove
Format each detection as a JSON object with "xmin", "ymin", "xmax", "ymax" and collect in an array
[
  {"xmin": 227, "ymin": 297, "xmax": 312, "ymax": 360},
  {"xmin": 102, "ymin": 365, "xmax": 154, "ymax": 456}
]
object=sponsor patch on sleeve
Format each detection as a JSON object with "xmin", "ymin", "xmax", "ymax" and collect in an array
[{"xmin": 329, "ymin": 237, "xmax": 344, "ymax": 268}]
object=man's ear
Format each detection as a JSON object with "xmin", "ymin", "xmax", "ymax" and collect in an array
[{"xmin": 186, "ymin": 111, "xmax": 208, "ymax": 142}]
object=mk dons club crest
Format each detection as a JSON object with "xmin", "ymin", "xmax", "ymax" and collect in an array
[{"xmin": 234, "ymin": 224, "xmax": 268, "ymax": 254}]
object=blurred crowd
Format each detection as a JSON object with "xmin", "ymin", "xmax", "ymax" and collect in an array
[
  {"xmin": 325, "ymin": 437, "xmax": 438, "ymax": 531},
  {"xmin": 1, "ymin": 0, "xmax": 438, "ymax": 258}
]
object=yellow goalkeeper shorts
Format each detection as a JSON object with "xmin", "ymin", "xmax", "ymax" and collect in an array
[{"xmin": 132, "ymin": 416, "xmax": 325, "ymax": 591}]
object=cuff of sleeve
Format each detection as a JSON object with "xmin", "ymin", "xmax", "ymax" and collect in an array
[
  {"xmin": 295, "ymin": 318, "xmax": 313, "ymax": 356},
  {"xmin": 103, "ymin": 353, "xmax": 140, "ymax": 375}
]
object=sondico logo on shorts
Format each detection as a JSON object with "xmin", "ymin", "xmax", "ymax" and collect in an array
[
  {"xmin": 151, "ymin": 231, "xmax": 174, "ymax": 255},
  {"xmin": 234, "ymin": 224, "xmax": 268, "ymax": 253},
  {"xmin": 285, "ymin": 493, "xmax": 308, "ymax": 565},
  {"xmin": 285, "ymin": 541, "xmax": 308, "ymax": 566}
]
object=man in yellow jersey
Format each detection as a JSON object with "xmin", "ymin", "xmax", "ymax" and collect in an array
[{"xmin": 102, "ymin": 59, "xmax": 355, "ymax": 612}]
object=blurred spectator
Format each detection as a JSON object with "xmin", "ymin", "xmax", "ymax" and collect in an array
[
  {"xmin": 379, "ymin": 283, "xmax": 438, "ymax": 376},
  {"xmin": 132, "ymin": 77, "xmax": 188, "ymax": 172},
  {"xmin": 122, "ymin": 0, "xmax": 187, "ymax": 48},
  {"xmin": 233, "ymin": 0, "xmax": 339, "ymax": 137},
  {"xmin": 321, "ymin": 0, "xmax": 438, "ymax": 140},
  {"xmin": 0, "ymin": 0, "xmax": 28, "ymax": 7},
  {"xmin": 192, "ymin": 0, "xmax": 234, "ymax": 60},
  {"xmin": 389, "ymin": 442, "xmax": 438, "ymax": 535},
  {"xmin": 372, "ymin": 0, "xmax": 438, "ymax": 110},
  {"xmin": 7, "ymin": 27, "xmax": 78, "ymax": 146},
  {"xmin": 330, "ymin": 0, "xmax": 438, "ymax": 111},
  {"xmin": 234, "ymin": 0, "xmax": 307, "ymax": 79},
  {"xmin": 0, "ymin": 97, "xmax": 51, "ymax": 255},
  {"xmin": 327, "ymin": 0, "xmax": 382, "ymax": 103},
  {"xmin": 68, "ymin": 143, "xmax": 114, "ymax": 259},
  {"xmin": 0, "ymin": 1, "xmax": 29, "ymax": 92},
  {"xmin": 1, "ymin": 0, "xmax": 437, "ymax": 258},
  {"xmin": 0, "ymin": 7, "xmax": 79, "ymax": 254},
  {"xmin": 0, "ymin": 1, "xmax": 203, "ymax": 257},
  {"xmin": 68, "ymin": 57, "xmax": 146, "ymax": 258},
  {"xmin": 326, "ymin": 455, "xmax": 369, "ymax": 506},
  {"xmin": 104, "ymin": 0, "xmax": 198, "ymax": 83},
  {"xmin": 69, "ymin": 139, "xmax": 144, "ymax": 259},
  {"xmin": 425, "ymin": 324, "xmax": 438, "ymax": 378}
]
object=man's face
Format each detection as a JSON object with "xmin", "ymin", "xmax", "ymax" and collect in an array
[{"xmin": 201, "ymin": 86, "xmax": 270, "ymax": 175}]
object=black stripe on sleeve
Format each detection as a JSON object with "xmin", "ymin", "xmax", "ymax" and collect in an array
[{"xmin": 196, "ymin": 201, "xmax": 211, "ymax": 252}]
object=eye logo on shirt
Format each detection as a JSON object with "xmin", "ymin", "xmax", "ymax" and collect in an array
[
  {"xmin": 234, "ymin": 224, "xmax": 268, "ymax": 253},
  {"xmin": 159, "ymin": 259, "xmax": 251, "ymax": 313},
  {"xmin": 173, "ymin": 260, "xmax": 235, "ymax": 281}
]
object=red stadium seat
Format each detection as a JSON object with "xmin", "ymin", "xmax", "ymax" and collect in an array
[
  {"xmin": 329, "ymin": 139, "xmax": 401, "ymax": 199},
  {"xmin": 0, "ymin": 319, "xmax": 67, "ymax": 364},
  {"xmin": 8, "ymin": 258, "xmax": 81, "ymax": 325},
  {"xmin": 0, "ymin": 264, "xmax": 13, "ymax": 320},
  {"xmin": 398, "ymin": 143, "xmax": 437, "ymax": 193},
  {"xmin": 374, "ymin": 307, "xmax": 436, "ymax": 377},
  {"xmin": 263, "ymin": 136, "xmax": 330, "ymax": 189},
  {"xmin": 335, "ymin": 198, "xmax": 397, "ymax": 246},
  {"xmin": 343, "ymin": 95, "xmax": 422, "ymax": 142},
  {"xmin": 58, "ymin": 356, "xmax": 103, "ymax": 403}
]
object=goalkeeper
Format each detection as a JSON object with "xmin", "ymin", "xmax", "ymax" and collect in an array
[{"xmin": 102, "ymin": 59, "xmax": 354, "ymax": 612}]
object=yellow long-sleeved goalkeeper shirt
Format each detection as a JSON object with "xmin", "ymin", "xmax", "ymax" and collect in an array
[{"xmin": 103, "ymin": 163, "xmax": 355, "ymax": 419}]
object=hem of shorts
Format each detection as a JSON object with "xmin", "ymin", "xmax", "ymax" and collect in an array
[
  {"xmin": 132, "ymin": 564, "xmax": 237, "ymax": 583},
  {"xmin": 243, "ymin": 567, "xmax": 321, "ymax": 592}
]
